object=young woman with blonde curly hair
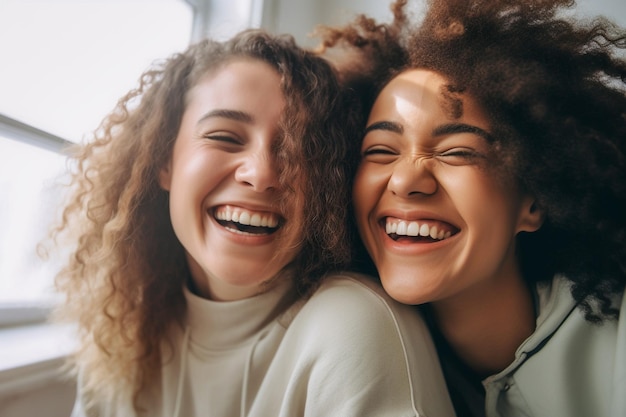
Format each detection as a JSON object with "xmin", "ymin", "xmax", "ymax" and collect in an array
[
  {"xmin": 52, "ymin": 29, "xmax": 456, "ymax": 417},
  {"xmin": 317, "ymin": 0, "xmax": 626, "ymax": 416}
]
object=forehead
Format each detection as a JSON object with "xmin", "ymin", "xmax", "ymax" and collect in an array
[
  {"xmin": 370, "ymin": 68, "xmax": 490, "ymax": 128},
  {"xmin": 187, "ymin": 58, "xmax": 283, "ymax": 103},
  {"xmin": 373, "ymin": 70, "xmax": 446, "ymax": 120},
  {"xmin": 183, "ymin": 58, "xmax": 285, "ymax": 118},
  {"xmin": 379, "ymin": 68, "xmax": 450, "ymax": 101},
  {"xmin": 389, "ymin": 69, "xmax": 449, "ymax": 95}
]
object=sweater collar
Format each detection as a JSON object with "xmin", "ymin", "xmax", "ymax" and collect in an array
[
  {"xmin": 183, "ymin": 274, "xmax": 297, "ymax": 350},
  {"xmin": 534, "ymin": 274, "xmax": 577, "ymax": 328}
]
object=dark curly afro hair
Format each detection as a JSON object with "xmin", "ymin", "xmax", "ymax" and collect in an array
[{"xmin": 317, "ymin": 0, "xmax": 626, "ymax": 322}]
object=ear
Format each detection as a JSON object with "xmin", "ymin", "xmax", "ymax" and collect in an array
[
  {"xmin": 158, "ymin": 159, "xmax": 173, "ymax": 191},
  {"xmin": 516, "ymin": 196, "xmax": 545, "ymax": 233}
]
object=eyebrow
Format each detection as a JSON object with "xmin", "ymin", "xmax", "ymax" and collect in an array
[
  {"xmin": 433, "ymin": 123, "xmax": 495, "ymax": 142},
  {"xmin": 364, "ymin": 121, "xmax": 404, "ymax": 136},
  {"xmin": 364, "ymin": 120, "xmax": 494, "ymax": 143},
  {"xmin": 198, "ymin": 109, "xmax": 254, "ymax": 124}
]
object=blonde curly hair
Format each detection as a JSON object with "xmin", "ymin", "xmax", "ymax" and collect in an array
[{"xmin": 51, "ymin": 29, "xmax": 359, "ymax": 410}]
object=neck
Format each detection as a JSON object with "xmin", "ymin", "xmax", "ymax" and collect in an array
[{"xmin": 430, "ymin": 272, "xmax": 535, "ymax": 378}]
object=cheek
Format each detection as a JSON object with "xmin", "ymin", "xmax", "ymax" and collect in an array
[
  {"xmin": 172, "ymin": 148, "xmax": 222, "ymax": 191},
  {"xmin": 352, "ymin": 165, "xmax": 379, "ymax": 230},
  {"xmin": 450, "ymin": 172, "xmax": 522, "ymax": 237},
  {"xmin": 444, "ymin": 167, "xmax": 494, "ymax": 206}
]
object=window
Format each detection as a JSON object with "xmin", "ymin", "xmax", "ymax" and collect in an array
[
  {"xmin": 0, "ymin": 0, "xmax": 194, "ymax": 326},
  {"xmin": 0, "ymin": 122, "xmax": 68, "ymax": 319}
]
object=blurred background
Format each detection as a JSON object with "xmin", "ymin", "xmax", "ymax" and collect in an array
[{"xmin": 0, "ymin": 1, "xmax": 624, "ymax": 416}]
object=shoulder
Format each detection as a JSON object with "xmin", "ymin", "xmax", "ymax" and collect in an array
[
  {"xmin": 298, "ymin": 272, "xmax": 423, "ymax": 330},
  {"xmin": 504, "ymin": 279, "xmax": 626, "ymax": 417},
  {"xmin": 537, "ymin": 275, "xmax": 625, "ymax": 327},
  {"xmin": 310, "ymin": 271, "xmax": 405, "ymax": 310},
  {"xmin": 275, "ymin": 272, "xmax": 456, "ymax": 416},
  {"xmin": 281, "ymin": 272, "xmax": 432, "ymax": 355}
]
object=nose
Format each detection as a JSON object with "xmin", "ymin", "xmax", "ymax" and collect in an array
[
  {"xmin": 387, "ymin": 157, "xmax": 438, "ymax": 197},
  {"xmin": 234, "ymin": 148, "xmax": 279, "ymax": 192}
]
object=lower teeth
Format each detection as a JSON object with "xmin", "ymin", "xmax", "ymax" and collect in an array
[
  {"xmin": 390, "ymin": 234, "xmax": 437, "ymax": 242},
  {"xmin": 219, "ymin": 219, "xmax": 276, "ymax": 235}
]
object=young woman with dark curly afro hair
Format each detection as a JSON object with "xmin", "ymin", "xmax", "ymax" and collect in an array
[{"xmin": 317, "ymin": 1, "xmax": 626, "ymax": 416}]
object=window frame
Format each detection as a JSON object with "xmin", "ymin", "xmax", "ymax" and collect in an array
[{"xmin": 0, "ymin": 113, "xmax": 73, "ymax": 154}]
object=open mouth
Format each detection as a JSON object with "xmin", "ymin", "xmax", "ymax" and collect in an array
[
  {"xmin": 384, "ymin": 217, "xmax": 458, "ymax": 243},
  {"xmin": 214, "ymin": 206, "xmax": 282, "ymax": 236}
]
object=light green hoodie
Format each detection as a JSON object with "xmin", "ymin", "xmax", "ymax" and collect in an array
[{"xmin": 484, "ymin": 276, "xmax": 626, "ymax": 417}]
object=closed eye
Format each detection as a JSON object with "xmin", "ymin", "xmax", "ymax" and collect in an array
[
  {"xmin": 363, "ymin": 147, "xmax": 395, "ymax": 156},
  {"xmin": 437, "ymin": 148, "xmax": 484, "ymax": 165},
  {"xmin": 203, "ymin": 134, "xmax": 242, "ymax": 145},
  {"xmin": 362, "ymin": 146, "xmax": 397, "ymax": 163}
]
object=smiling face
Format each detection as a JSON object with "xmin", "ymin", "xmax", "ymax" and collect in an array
[
  {"xmin": 354, "ymin": 69, "xmax": 543, "ymax": 306},
  {"xmin": 159, "ymin": 58, "xmax": 302, "ymax": 301}
]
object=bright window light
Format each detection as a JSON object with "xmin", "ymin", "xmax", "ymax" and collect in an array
[
  {"xmin": 0, "ymin": 0, "xmax": 193, "ymax": 317},
  {"xmin": 0, "ymin": 0, "xmax": 193, "ymax": 143},
  {"xmin": 0, "ymin": 137, "xmax": 67, "ymax": 305}
]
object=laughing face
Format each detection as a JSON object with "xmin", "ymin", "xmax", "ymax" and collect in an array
[
  {"xmin": 353, "ymin": 69, "xmax": 543, "ymax": 306},
  {"xmin": 159, "ymin": 58, "xmax": 301, "ymax": 301}
]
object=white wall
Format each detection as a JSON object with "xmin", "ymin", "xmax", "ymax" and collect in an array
[
  {"xmin": 263, "ymin": 0, "xmax": 626, "ymax": 47},
  {"xmin": 577, "ymin": 0, "xmax": 626, "ymax": 25},
  {"xmin": 263, "ymin": 0, "xmax": 393, "ymax": 47},
  {"xmin": 191, "ymin": 0, "xmax": 626, "ymax": 48}
]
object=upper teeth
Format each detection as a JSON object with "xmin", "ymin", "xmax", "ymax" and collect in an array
[
  {"xmin": 385, "ymin": 219, "xmax": 451, "ymax": 240},
  {"xmin": 215, "ymin": 207, "xmax": 279, "ymax": 228}
]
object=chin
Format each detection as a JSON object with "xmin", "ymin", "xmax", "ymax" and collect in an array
[
  {"xmin": 379, "ymin": 281, "xmax": 416, "ymax": 305},
  {"xmin": 378, "ymin": 269, "xmax": 433, "ymax": 306}
]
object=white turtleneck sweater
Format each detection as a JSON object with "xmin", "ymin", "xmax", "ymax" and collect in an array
[{"xmin": 71, "ymin": 272, "xmax": 455, "ymax": 417}]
